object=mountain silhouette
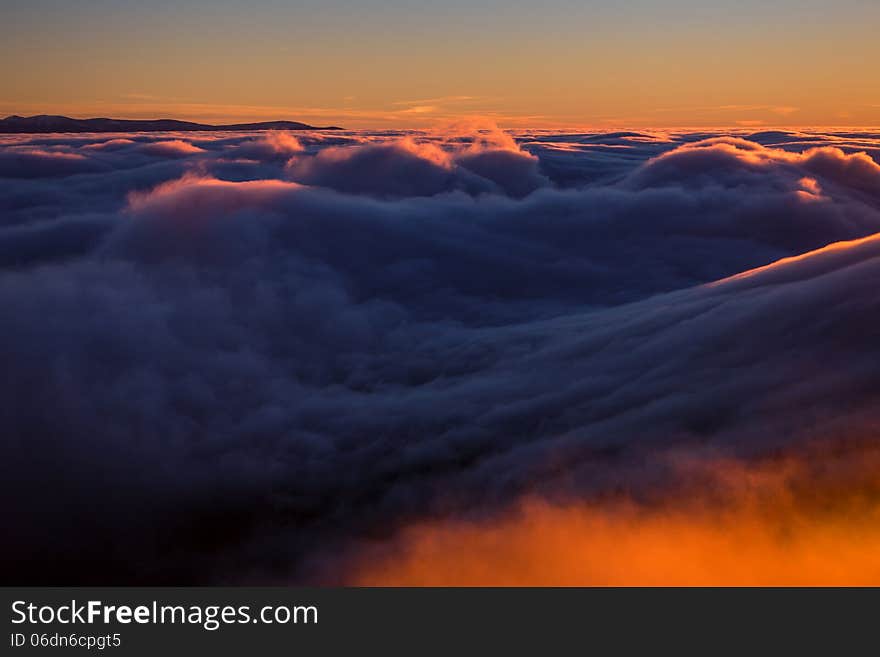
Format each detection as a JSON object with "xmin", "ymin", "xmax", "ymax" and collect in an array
[{"xmin": 0, "ymin": 114, "xmax": 343, "ymax": 133}]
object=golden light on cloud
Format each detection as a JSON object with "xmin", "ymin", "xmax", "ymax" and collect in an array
[{"xmin": 347, "ymin": 441, "xmax": 880, "ymax": 586}]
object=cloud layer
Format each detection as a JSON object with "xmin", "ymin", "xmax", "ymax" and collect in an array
[{"xmin": 1, "ymin": 127, "xmax": 880, "ymax": 583}]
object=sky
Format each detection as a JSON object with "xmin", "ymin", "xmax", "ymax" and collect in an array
[{"xmin": 3, "ymin": 0, "xmax": 879, "ymax": 128}]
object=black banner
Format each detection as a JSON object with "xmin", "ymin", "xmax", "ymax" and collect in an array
[{"xmin": 1, "ymin": 588, "xmax": 876, "ymax": 655}]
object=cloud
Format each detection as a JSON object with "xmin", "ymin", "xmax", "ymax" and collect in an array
[
  {"xmin": 83, "ymin": 138, "xmax": 138, "ymax": 151},
  {"xmin": 136, "ymin": 139, "xmax": 206, "ymax": 158},
  {"xmin": 229, "ymin": 131, "xmax": 305, "ymax": 161},
  {"xmin": 346, "ymin": 441, "xmax": 880, "ymax": 585},
  {"xmin": 285, "ymin": 138, "xmax": 464, "ymax": 197},
  {"xmin": 2, "ymin": 127, "xmax": 880, "ymax": 583},
  {"xmin": 284, "ymin": 129, "xmax": 548, "ymax": 198},
  {"xmin": 0, "ymin": 147, "xmax": 110, "ymax": 178},
  {"xmin": 399, "ymin": 105, "xmax": 437, "ymax": 115}
]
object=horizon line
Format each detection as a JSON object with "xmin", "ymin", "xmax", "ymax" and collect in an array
[{"xmin": 3, "ymin": 112, "xmax": 880, "ymax": 133}]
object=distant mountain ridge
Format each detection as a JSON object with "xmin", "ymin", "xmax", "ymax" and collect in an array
[{"xmin": 0, "ymin": 114, "xmax": 344, "ymax": 133}]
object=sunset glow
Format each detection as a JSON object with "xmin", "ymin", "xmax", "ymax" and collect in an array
[
  {"xmin": 4, "ymin": 1, "xmax": 880, "ymax": 129},
  {"xmin": 348, "ymin": 443, "xmax": 880, "ymax": 586}
]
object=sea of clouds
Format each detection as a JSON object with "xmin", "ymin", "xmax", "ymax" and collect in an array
[{"xmin": 2, "ymin": 125, "xmax": 879, "ymax": 582}]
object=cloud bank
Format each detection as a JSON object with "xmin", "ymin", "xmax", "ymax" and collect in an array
[{"xmin": 1, "ymin": 127, "xmax": 879, "ymax": 583}]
